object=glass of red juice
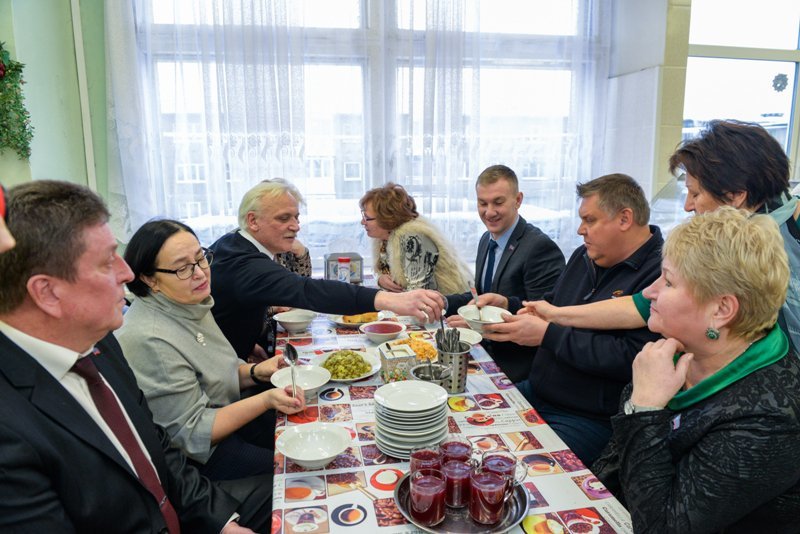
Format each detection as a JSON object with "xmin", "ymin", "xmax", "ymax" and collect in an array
[
  {"xmin": 409, "ymin": 468, "xmax": 446, "ymax": 527},
  {"xmin": 469, "ymin": 467, "xmax": 512, "ymax": 524},
  {"xmin": 481, "ymin": 450, "xmax": 525, "ymax": 484},
  {"xmin": 409, "ymin": 445, "xmax": 442, "ymax": 472},
  {"xmin": 442, "ymin": 459, "xmax": 474, "ymax": 508},
  {"xmin": 440, "ymin": 433, "xmax": 473, "ymax": 463}
]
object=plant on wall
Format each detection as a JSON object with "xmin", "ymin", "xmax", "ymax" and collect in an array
[{"xmin": 0, "ymin": 41, "xmax": 34, "ymax": 159}]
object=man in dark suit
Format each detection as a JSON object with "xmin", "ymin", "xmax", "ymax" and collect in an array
[
  {"xmin": 210, "ymin": 179, "xmax": 445, "ymax": 360},
  {"xmin": 446, "ymin": 165, "xmax": 565, "ymax": 381},
  {"xmin": 0, "ymin": 181, "xmax": 268, "ymax": 533}
]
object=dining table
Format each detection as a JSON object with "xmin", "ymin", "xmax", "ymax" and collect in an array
[{"xmin": 270, "ymin": 311, "xmax": 633, "ymax": 534}]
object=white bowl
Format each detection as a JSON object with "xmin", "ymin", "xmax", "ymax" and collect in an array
[
  {"xmin": 273, "ymin": 309, "xmax": 316, "ymax": 334},
  {"xmin": 359, "ymin": 321, "xmax": 406, "ymax": 343},
  {"xmin": 270, "ymin": 365, "xmax": 331, "ymax": 402},
  {"xmin": 276, "ymin": 422, "xmax": 351, "ymax": 469},
  {"xmin": 455, "ymin": 327, "xmax": 482, "ymax": 345},
  {"xmin": 457, "ymin": 305, "xmax": 510, "ymax": 333}
]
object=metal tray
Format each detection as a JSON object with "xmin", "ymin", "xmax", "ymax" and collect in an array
[{"xmin": 393, "ymin": 473, "xmax": 529, "ymax": 534}]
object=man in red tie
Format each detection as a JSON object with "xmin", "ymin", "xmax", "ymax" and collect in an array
[{"xmin": 0, "ymin": 181, "xmax": 268, "ymax": 532}]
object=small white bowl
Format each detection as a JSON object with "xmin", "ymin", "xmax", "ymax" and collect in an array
[
  {"xmin": 273, "ymin": 309, "xmax": 316, "ymax": 334},
  {"xmin": 276, "ymin": 422, "xmax": 351, "ymax": 469},
  {"xmin": 359, "ymin": 321, "xmax": 406, "ymax": 343},
  {"xmin": 455, "ymin": 327, "xmax": 483, "ymax": 345},
  {"xmin": 457, "ymin": 305, "xmax": 510, "ymax": 333},
  {"xmin": 271, "ymin": 365, "xmax": 331, "ymax": 402}
]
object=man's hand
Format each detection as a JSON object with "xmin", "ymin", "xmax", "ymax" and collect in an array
[
  {"xmin": 629, "ymin": 338, "xmax": 692, "ymax": 409},
  {"xmin": 221, "ymin": 521, "xmax": 256, "ymax": 534},
  {"xmin": 519, "ymin": 300, "xmax": 558, "ymax": 320},
  {"xmin": 377, "ymin": 274, "xmax": 404, "ymax": 292},
  {"xmin": 445, "ymin": 314, "xmax": 469, "ymax": 328},
  {"xmin": 375, "ymin": 289, "xmax": 445, "ymax": 323},
  {"xmin": 473, "ymin": 293, "xmax": 508, "ymax": 309},
  {"xmin": 482, "ymin": 313, "xmax": 548, "ymax": 347}
]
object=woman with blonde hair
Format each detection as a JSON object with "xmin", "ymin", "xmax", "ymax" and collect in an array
[
  {"xmin": 360, "ymin": 182, "xmax": 471, "ymax": 295},
  {"xmin": 593, "ymin": 207, "xmax": 800, "ymax": 532}
]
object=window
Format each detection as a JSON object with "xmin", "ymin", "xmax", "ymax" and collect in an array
[
  {"xmin": 110, "ymin": 0, "xmax": 609, "ymax": 271},
  {"xmin": 684, "ymin": 1, "xmax": 800, "ymax": 164}
]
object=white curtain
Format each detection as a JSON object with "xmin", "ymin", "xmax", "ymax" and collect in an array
[{"xmin": 106, "ymin": 0, "xmax": 610, "ymax": 270}]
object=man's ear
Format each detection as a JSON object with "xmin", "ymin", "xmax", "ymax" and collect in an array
[
  {"xmin": 245, "ymin": 211, "xmax": 259, "ymax": 232},
  {"xmin": 26, "ymin": 275, "xmax": 65, "ymax": 319},
  {"xmin": 618, "ymin": 207, "xmax": 634, "ymax": 230}
]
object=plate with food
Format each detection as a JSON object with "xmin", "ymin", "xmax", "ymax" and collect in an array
[
  {"xmin": 328, "ymin": 312, "xmax": 380, "ymax": 328},
  {"xmin": 384, "ymin": 337, "xmax": 438, "ymax": 361},
  {"xmin": 316, "ymin": 349, "xmax": 381, "ymax": 382}
]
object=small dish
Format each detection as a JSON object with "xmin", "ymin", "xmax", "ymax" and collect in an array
[
  {"xmin": 457, "ymin": 305, "xmax": 510, "ymax": 333},
  {"xmin": 455, "ymin": 327, "xmax": 482, "ymax": 345},
  {"xmin": 276, "ymin": 422, "xmax": 351, "ymax": 470},
  {"xmin": 270, "ymin": 365, "xmax": 331, "ymax": 402},
  {"xmin": 273, "ymin": 309, "xmax": 316, "ymax": 334},
  {"xmin": 315, "ymin": 350, "xmax": 381, "ymax": 383},
  {"xmin": 360, "ymin": 321, "xmax": 406, "ymax": 343}
]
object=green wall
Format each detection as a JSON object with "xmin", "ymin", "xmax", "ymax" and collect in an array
[{"xmin": 0, "ymin": 0, "xmax": 106, "ymax": 194}]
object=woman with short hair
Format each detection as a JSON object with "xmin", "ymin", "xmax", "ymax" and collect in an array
[
  {"xmin": 360, "ymin": 182, "xmax": 471, "ymax": 295},
  {"xmin": 116, "ymin": 219, "xmax": 304, "ymax": 482},
  {"xmin": 592, "ymin": 207, "xmax": 800, "ymax": 532}
]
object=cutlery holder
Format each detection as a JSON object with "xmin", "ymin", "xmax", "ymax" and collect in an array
[{"xmin": 437, "ymin": 341, "xmax": 471, "ymax": 393}]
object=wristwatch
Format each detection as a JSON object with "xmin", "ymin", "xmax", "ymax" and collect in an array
[{"xmin": 623, "ymin": 399, "xmax": 661, "ymax": 415}]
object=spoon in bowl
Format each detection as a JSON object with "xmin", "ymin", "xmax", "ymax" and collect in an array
[{"xmin": 284, "ymin": 343, "xmax": 299, "ymax": 399}]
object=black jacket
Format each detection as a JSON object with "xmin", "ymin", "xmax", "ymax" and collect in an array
[
  {"xmin": 525, "ymin": 226, "xmax": 663, "ymax": 419},
  {"xmin": 593, "ymin": 352, "xmax": 800, "ymax": 533},
  {"xmin": 209, "ymin": 231, "xmax": 379, "ymax": 358},
  {"xmin": 0, "ymin": 333, "xmax": 241, "ymax": 532},
  {"xmin": 445, "ymin": 216, "xmax": 565, "ymax": 382}
]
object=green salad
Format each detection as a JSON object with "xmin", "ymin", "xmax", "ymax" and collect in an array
[{"xmin": 322, "ymin": 350, "xmax": 372, "ymax": 379}]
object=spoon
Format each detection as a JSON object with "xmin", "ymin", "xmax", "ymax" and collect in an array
[
  {"xmin": 284, "ymin": 343, "xmax": 299, "ymax": 399},
  {"xmin": 469, "ymin": 283, "xmax": 484, "ymax": 321}
]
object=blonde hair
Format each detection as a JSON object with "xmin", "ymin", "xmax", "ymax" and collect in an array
[
  {"xmin": 663, "ymin": 207, "xmax": 788, "ymax": 340},
  {"xmin": 238, "ymin": 178, "xmax": 304, "ymax": 229}
]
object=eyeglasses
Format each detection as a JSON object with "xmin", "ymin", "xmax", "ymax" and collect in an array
[
  {"xmin": 361, "ymin": 211, "xmax": 376, "ymax": 222},
  {"xmin": 154, "ymin": 248, "xmax": 214, "ymax": 280}
]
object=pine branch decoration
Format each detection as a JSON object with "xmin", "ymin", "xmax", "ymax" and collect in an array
[{"xmin": 0, "ymin": 41, "xmax": 34, "ymax": 159}]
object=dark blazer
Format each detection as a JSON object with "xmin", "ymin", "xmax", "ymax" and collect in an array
[
  {"xmin": 446, "ymin": 217, "xmax": 565, "ymax": 381},
  {"xmin": 210, "ymin": 231, "xmax": 380, "ymax": 358},
  {"xmin": 0, "ymin": 332, "xmax": 239, "ymax": 533}
]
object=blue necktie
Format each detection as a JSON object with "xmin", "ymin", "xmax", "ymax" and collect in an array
[{"xmin": 483, "ymin": 240, "xmax": 498, "ymax": 293}]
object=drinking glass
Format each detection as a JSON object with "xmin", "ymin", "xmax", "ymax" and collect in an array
[
  {"xmin": 469, "ymin": 467, "xmax": 513, "ymax": 524},
  {"xmin": 481, "ymin": 450, "xmax": 526, "ymax": 484},
  {"xmin": 409, "ymin": 445, "xmax": 442, "ymax": 472},
  {"xmin": 440, "ymin": 433, "xmax": 473, "ymax": 463},
  {"xmin": 442, "ymin": 458, "xmax": 475, "ymax": 508},
  {"xmin": 409, "ymin": 468, "xmax": 446, "ymax": 527}
]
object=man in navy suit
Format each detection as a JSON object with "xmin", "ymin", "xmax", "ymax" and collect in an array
[
  {"xmin": 0, "ymin": 181, "xmax": 268, "ymax": 533},
  {"xmin": 446, "ymin": 165, "xmax": 565, "ymax": 381}
]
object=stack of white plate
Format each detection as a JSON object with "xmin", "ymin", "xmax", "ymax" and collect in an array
[{"xmin": 374, "ymin": 380, "xmax": 449, "ymax": 459}]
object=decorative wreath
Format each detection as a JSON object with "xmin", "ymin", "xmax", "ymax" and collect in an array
[
  {"xmin": 772, "ymin": 73, "xmax": 788, "ymax": 93},
  {"xmin": 0, "ymin": 42, "xmax": 34, "ymax": 159}
]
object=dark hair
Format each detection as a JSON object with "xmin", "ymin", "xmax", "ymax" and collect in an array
[
  {"xmin": 476, "ymin": 165, "xmax": 519, "ymax": 193},
  {"xmin": 0, "ymin": 181, "xmax": 110, "ymax": 314},
  {"xmin": 576, "ymin": 173, "xmax": 650, "ymax": 226},
  {"xmin": 669, "ymin": 120, "xmax": 790, "ymax": 210},
  {"xmin": 125, "ymin": 219, "xmax": 197, "ymax": 297},
  {"xmin": 359, "ymin": 182, "xmax": 419, "ymax": 231}
]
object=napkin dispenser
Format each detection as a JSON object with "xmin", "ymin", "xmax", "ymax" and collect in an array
[{"xmin": 324, "ymin": 253, "xmax": 363, "ymax": 284}]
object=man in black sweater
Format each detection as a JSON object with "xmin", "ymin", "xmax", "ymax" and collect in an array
[{"xmin": 481, "ymin": 173, "xmax": 662, "ymax": 465}]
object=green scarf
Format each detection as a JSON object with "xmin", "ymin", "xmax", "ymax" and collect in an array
[{"xmin": 667, "ymin": 325, "xmax": 789, "ymax": 411}]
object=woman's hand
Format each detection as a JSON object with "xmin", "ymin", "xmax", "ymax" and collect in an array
[
  {"xmin": 253, "ymin": 354, "xmax": 285, "ymax": 382},
  {"xmin": 264, "ymin": 386, "xmax": 306, "ymax": 414},
  {"xmin": 290, "ymin": 238, "xmax": 308, "ymax": 257},
  {"xmin": 630, "ymin": 338, "xmax": 693, "ymax": 408},
  {"xmin": 378, "ymin": 274, "xmax": 404, "ymax": 292}
]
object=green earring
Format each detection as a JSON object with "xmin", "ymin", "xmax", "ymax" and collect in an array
[{"xmin": 705, "ymin": 327, "xmax": 720, "ymax": 340}]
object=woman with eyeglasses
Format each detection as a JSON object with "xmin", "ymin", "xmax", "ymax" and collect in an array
[
  {"xmin": 116, "ymin": 219, "xmax": 305, "ymax": 482},
  {"xmin": 360, "ymin": 182, "xmax": 471, "ymax": 294}
]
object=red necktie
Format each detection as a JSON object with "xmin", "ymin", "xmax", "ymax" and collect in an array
[{"xmin": 72, "ymin": 354, "xmax": 181, "ymax": 533}]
